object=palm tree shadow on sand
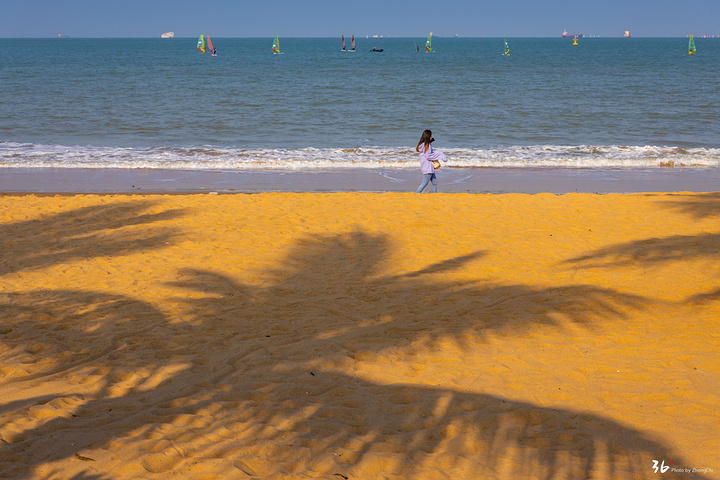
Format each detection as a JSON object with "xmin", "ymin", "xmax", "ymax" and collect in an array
[
  {"xmin": 0, "ymin": 199, "xmax": 187, "ymax": 277},
  {"xmin": 0, "ymin": 212, "xmax": 708, "ymax": 478},
  {"xmin": 563, "ymin": 193, "xmax": 720, "ymax": 304}
]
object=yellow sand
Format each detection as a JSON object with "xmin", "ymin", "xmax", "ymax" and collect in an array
[{"xmin": 1, "ymin": 192, "xmax": 718, "ymax": 480}]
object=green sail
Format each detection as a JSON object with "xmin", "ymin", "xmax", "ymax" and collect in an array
[{"xmin": 272, "ymin": 35, "xmax": 281, "ymax": 53}]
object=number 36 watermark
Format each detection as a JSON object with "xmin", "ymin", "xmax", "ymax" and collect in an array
[{"xmin": 653, "ymin": 460, "xmax": 714, "ymax": 474}]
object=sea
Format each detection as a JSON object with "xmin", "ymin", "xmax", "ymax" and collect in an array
[{"xmin": 1, "ymin": 37, "xmax": 719, "ymax": 172}]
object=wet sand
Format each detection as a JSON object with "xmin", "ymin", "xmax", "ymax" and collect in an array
[
  {"xmin": 1, "ymin": 192, "xmax": 719, "ymax": 479},
  {"xmin": 3, "ymin": 166, "xmax": 720, "ymax": 194}
]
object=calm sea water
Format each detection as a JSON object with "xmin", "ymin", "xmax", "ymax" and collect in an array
[{"xmin": 1, "ymin": 37, "xmax": 718, "ymax": 170}]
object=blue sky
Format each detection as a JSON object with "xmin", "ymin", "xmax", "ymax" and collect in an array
[{"xmin": 1, "ymin": 0, "xmax": 718, "ymax": 38}]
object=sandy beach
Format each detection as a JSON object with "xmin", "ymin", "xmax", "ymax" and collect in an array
[{"xmin": 1, "ymin": 191, "xmax": 719, "ymax": 480}]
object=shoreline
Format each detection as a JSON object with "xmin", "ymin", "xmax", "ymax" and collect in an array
[{"xmin": 2, "ymin": 166, "xmax": 720, "ymax": 194}]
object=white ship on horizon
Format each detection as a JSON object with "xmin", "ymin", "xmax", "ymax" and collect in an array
[{"xmin": 161, "ymin": 32, "xmax": 174, "ymax": 38}]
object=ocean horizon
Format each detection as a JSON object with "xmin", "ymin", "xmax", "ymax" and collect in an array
[{"xmin": 4, "ymin": 35, "xmax": 712, "ymax": 38}]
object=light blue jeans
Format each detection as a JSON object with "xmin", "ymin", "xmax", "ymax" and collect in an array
[{"xmin": 416, "ymin": 173, "xmax": 437, "ymax": 193}]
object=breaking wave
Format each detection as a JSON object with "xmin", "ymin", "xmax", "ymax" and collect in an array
[{"xmin": 2, "ymin": 142, "xmax": 720, "ymax": 170}]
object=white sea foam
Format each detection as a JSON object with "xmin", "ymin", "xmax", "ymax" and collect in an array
[{"xmin": 1, "ymin": 142, "xmax": 719, "ymax": 170}]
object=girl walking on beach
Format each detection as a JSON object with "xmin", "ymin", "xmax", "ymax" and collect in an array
[{"xmin": 415, "ymin": 129, "xmax": 448, "ymax": 193}]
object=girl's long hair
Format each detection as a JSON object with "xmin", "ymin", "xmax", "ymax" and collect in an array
[{"xmin": 416, "ymin": 129, "xmax": 433, "ymax": 153}]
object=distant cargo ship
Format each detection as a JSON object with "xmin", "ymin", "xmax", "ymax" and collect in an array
[
  {"xmin": 161, "ymin": 32, "xmax": 175, "ymax": 38},
  {"xmin": 561, "ymin": 30, "xmax": 583, "ymax": 38}
]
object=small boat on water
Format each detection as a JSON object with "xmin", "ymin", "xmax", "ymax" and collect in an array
[
  {"xmin": 503, "ymin": 34, "xmax": 510, "ymax": 55},
  {"xmin": 688, "ymin": 34, "xmax": 696, "ymax": 55},
  {"xmin": 196, "ymin": 35, "xmax": 217, "ymax": 56},
  {"xmin": 272, "ymin": 35, "xmax": 283, "ymax": 54},
  {"xmin": 425, "ymin": 32, "xmax": 432, "ymax": 52},
  {"xmin": 208, "ymin": 36, "xmax": 217, "ymax": 56},
  {"xmin": 341, "ymin": 35, "xmax": 356, "ymax": 52},
  {"xmin": 624, "ymin": 30, "xmax": 632, "ymax": 38},
  {"xmin": 371, "ymin": 47, "xmax": 384, "ymax": 52}
]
